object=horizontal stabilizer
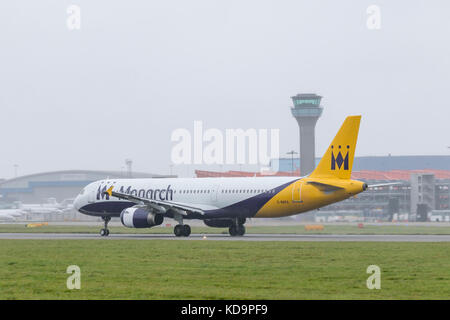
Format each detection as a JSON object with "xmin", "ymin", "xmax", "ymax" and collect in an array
[{"xmin": 307, "ymin": 181, "xmax": 344, "ymax": 192}]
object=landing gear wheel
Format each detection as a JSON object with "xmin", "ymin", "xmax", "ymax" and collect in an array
[
  {"xmin": 100, "ymin": 228, "xmax": 109, "ymax": 236},
  {"xmin": 174, "ymin": 224, "xmax": 191, "ymax": 237},
  {"xmin": 183, "ymin": 224, "xmax": 191, "ymax": 237},
  {"xmin": 174, "ymin": 224, "xmax": 184, "ymax": 237},
  {"xmin": 236, "ymin": 224, "xmax": 245, "ymax": 236},
  {"xmin": 229, "ymin": 225, "xmax": 237, "ymax": 236},
  {"xmin": 229, "ymin": 224, "xmax": 245, "ymax": 237}
]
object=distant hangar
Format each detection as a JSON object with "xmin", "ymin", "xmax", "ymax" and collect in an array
[{"xmin": 0, "ymin": 170, "xmax": 174, "ymax": 204}]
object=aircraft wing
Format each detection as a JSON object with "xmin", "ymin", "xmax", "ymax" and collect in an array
[{"xmin": 104, "ymin": 187, "xmax": 205, "ymax": 216}]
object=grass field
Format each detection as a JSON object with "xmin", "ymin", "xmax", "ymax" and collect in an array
[
  {"xmin": 2, "ymin": 223, "xmax": 450, "ymax": 235},
  {"xmin": 0, "ymin": 240, "xmax": 449, "ymax": 299}
]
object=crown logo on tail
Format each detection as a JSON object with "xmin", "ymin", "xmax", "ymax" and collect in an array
[{"xmin": 331, "ymin": 145, "xmax": 349, "ymax": 170}]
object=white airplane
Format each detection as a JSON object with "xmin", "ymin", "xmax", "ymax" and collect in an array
[
  {"xmin": 58, "ymin": 198, "xmax": 75, "ymax": 213},
  {"xmin": 14, "ymin": 199, "xmax": 64, "ymax": 215},
  {"xmin": 74, "ymin": 116, "xmax": 372, "ymax": 237},
  {"xmin": 0, "ymin": 208, "xmax": 26, "ymax": 221}
]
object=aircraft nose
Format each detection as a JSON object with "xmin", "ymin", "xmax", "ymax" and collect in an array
[{"xmin": 74, "ymin": 195, "xmax": 83, "ymax": 211}]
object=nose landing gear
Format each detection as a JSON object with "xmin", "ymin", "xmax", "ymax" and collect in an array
[{"xmin": 100, "ymin": 216, "xmax": 111, "ymax": 236}]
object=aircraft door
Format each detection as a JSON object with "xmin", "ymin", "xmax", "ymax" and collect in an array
[
  {"xmin": 292, "ymin": 180, "xmax": 303, "ymax": 203},
  {"xmin": 210, "ymin": 184, "xmax": 218, "ymax": 202},
  {"xmin": 88, "ymin": 187, "xmax": 96, "ymax": 203}
]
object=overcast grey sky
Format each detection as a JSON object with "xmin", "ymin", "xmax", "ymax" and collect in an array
[{"xmin": 0, "ymin": 1, "xmax": 449, "ymax": 178}]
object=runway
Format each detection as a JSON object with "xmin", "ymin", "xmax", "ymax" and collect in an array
[{"xmin": 1, "ymin": 233, "xmax": 450, "ymax": 242}]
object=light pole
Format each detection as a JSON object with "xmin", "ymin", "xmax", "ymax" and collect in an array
[{"xmin": 286, "ymin": 151, "xmax": 298, "ymax": 176}]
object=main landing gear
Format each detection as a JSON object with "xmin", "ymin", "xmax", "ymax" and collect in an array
[
  {"xmin": 173, "ymin": 212, "xmax": 191, "ymax": 237},
  {"xmin": 229, "ymin": 218, "xmax": 246, "ymax": 237},
  {"xmin": 100, "ymin": 216, "xmax": 111, "ymax": 236},
  {"xmin": 174, "ymin": 224, "xmax": 191, "ymax": 237}
]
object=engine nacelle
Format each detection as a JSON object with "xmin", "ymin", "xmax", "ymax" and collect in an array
[{"xmin": 120, "ymin": 207, "xmax": 164, "ymax": 228}]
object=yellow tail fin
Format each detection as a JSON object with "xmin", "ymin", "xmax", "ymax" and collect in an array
[{"xmin": 309, "ymin": 115, "xmax": 361, "ymax": 179}]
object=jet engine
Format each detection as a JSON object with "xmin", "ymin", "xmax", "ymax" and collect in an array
[{"xmin": 120, "ymin": 206, "xmax": 164, "ymax": 228}]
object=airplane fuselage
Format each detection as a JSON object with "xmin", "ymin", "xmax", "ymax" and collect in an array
[{"xmin": 74, "ymin": 176, "xmax": 366, "ymax": 220}]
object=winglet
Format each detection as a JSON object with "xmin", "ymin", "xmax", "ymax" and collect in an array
[{"xmin": 105, "ymin": 186, "xmax": 114, "ymax": 197}]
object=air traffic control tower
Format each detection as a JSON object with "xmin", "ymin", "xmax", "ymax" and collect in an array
[{"xmin": 290, "ymin": 93, "xmax": 323, "ymax": 175}]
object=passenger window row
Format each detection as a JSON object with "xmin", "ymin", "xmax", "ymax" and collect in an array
[
  {"xmin": 173, "ymin": 189, "xmax": 276, "ymax": 194},
  {"xmin": 175, "ymin": 190, "xmax": 211, "ymax": 194},
  {"xmin": 221, "ymin": 189, "xmax": 275, "ymax": 194}
]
